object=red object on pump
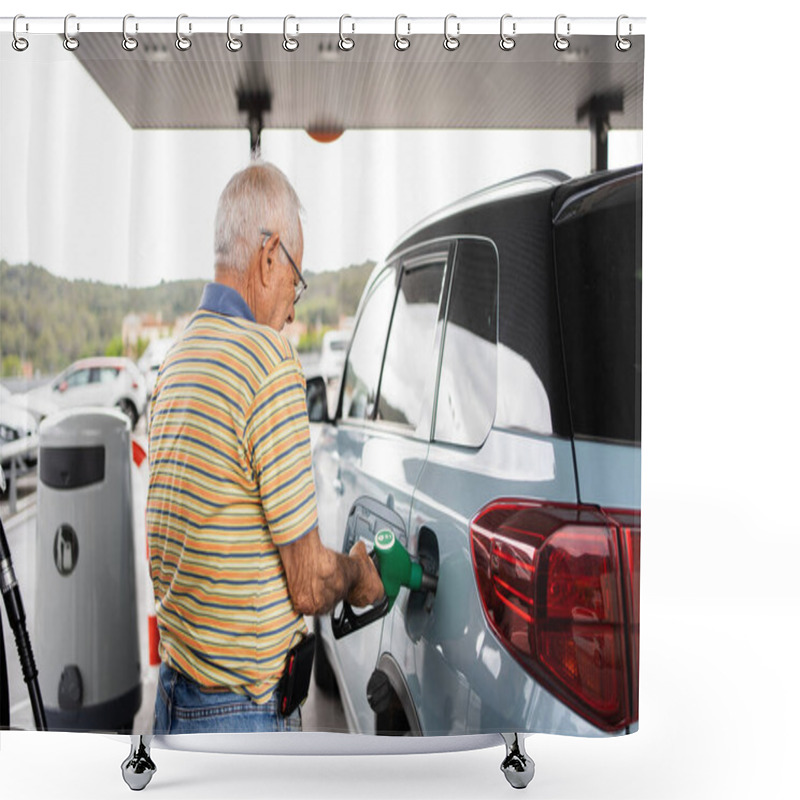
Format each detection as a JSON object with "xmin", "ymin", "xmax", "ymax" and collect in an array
[
  {"xmin": 470, "ymin": 499, "xmax": 640, "ymax": 733},
  {"xmin": 131, "ymin": 439, "xmax": 147, "ymax": 467},
  {"xmin": 148, "ymin": 616, "xmax": 161, "ymax": 666}
]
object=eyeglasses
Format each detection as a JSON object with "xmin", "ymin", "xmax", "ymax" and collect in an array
[{"xmin": 260, "ymin": 229, "xmax": 308, "ymax": 305}]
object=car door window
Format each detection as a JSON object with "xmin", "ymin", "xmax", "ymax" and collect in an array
[
  {"xmin": 377, "ymin": 259, "xmax": 446, "ymax": 430},
  {"xmin": 434, "ymin": 239, "xmax": 498, "ymax": 447},
  {"xmin": 97, "ymin": 367, "xmax": 120, "ymax": 384},
  {"xmin": 341, "ymin": 268, "xmax": 397, "ymax": 420},
  {"xmin": 64, "ymin": 368, "xmax": 90, "ymax": 389}
]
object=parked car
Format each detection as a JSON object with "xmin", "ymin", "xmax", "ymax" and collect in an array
[
  {"xmin": 138, "ymin": 337, "xmax": 176, "ymax": 399},
  {"xmin": 318, "ymin": 329, "xmax": 350, "ymax": 384},
  {"xmin": 307, "ymin": 166, "xmax": 642, "ymax": 738},
  {"xmin": 24, "ymin": 357, "xmax": 148, "ymax": 429},
  {"xmin": 0, "ymin": 385, "xmax": 38, "ymax": 468}
]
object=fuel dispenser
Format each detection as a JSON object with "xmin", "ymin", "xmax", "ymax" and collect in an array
[{"xmin": 34, "ymin": 408, "xmax": 141, "ymax": 731}]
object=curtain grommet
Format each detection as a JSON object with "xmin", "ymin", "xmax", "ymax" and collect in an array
[
  {"xmin": 338, "ymin": 15, "xmax": 355, "ymax": 51},
  {"xmin": 553, "ymin": 14, "xmax": 570, "ymax": 51},
  {"xmin": 63, "ymin": 13, "xmax": 79, "ymax": 51},
  {"xmin": 443, "ymin": 14, "xmax": 460, "ymax": 51},
  {"xmin": 616, "ymin": 15, "xmax": 632, "ymax": 51},
  {"xmin": 394, "ymin": 15, "xmax": 410, "ymax": 51},
  {"xmin": 122, "ymin": 14, "xmax": 138, "ymax": 51},
  {"xmin": 499, "ymin": 14, "xmax": 516, "ymax": 51},
  {"xmin": 12, "ymin": 14, "xmax": 29, "ymax": 51},
  {"xmin": 226, "ymin": 15, "xmax": 243, "ymax": 52},
  {"xmin": 175, "ymin": 14, "xmax": 192, "ymax": 51},
  {"xmin": 283, "ymin": 15, "xmax": 299, "ymax": 52}
]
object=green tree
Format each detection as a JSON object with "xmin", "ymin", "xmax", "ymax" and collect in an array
[
  {"xmin": 1, "ymin": 354, "xmax": 22, "ymax": 377},
  {"xmin": 106, "ymin": 336, "xmax": 124, "ymax": 357}
]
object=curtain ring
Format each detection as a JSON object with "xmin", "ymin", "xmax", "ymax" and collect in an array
[
  {"xmin": 616, "ymin": 15, "xmax": 632, "ymax": 51},
  {"xmin": 339, "ymin": 15, "xmax": 355, "ymax": 51},
  {"xmin": 283, "ymin": 15, "xmax": 299, "ymax": 52},
  {"xmin": 227, "ymin": 15, "xmax": 243, "ymax": 52},
  {"xmin": 176, "ymin": 14, "xmax": 191, "ymax": 51},
  {"xmin": 443, "ymin": 14, "xmax": 460, "ymax": 51},
  {"xmin": 122, "ymin": 14, "xmax": 138, "ymax": 51},
  {"xmin": 63, "ymin": 13, "xmax": 79, "ymax": 51},
  {"xmin": 499, "ymin": 14, "xmax": 516, "ymax": 51},
  {"xmin": 394, "ymin": 15, "xmax": 410, "ymax": 51},
  {"xmin": 553, "ymin": 14, "xmax": 570, "ymax": 51},
  {"xmin": 12, "ymin": 15, "xmax": 29, "ymax": 52}
]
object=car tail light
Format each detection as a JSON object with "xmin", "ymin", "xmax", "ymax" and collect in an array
[{"xmin": 471, "ymin": 499, "xmax": 640, "ymax": 732}]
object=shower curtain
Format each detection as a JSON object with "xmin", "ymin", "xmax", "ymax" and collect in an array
[{"xmin": 0, "ymin": 9, "xmax": 644, "ymax": 760}]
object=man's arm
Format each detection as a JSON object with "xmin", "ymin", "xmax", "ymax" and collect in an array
[{"xmin": 278, "ymin": 527, "xmax": 385, "ymax": 616}]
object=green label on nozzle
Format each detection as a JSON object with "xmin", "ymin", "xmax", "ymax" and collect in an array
[{"xmin": 375, "ymin": 529, "xmax": 395, "ymax": 550}]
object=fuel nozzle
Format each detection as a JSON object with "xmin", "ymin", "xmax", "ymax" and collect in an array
[
  {"xmin": 331, "ymin": 529, "xmax": 438, "ymax": 639},
  {"xmin": 372, "ymin": 529, "xmax": 438, "ymax": 610}
]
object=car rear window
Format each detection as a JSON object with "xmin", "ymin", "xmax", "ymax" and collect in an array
[{"xmin": 552, "ymin": 172, "xmax": 642, "ymax": 444}]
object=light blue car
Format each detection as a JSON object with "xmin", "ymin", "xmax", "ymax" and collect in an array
[{"xmin": 307, "ymin": 165, "xmax": 641, "ymax": 740}]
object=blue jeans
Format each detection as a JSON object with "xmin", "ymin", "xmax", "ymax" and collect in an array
[{"xmin": 154, "ymin": 663, "xmax": 301, "ymax": 734}]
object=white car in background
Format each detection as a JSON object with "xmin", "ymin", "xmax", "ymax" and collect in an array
[
  {"xmin": 24, "ymin": 357, "xmax": 148, "ymax": 429},
  {"xmin": 138, "ymin": 337, "xmax": 176, "ymax": 399},
  {"xmin": 318, "ymin": 329, "xmax": 350, "ymax": 384},
  {"xmin": 0, "ymin": 385, "xmax": 38, "ymax": 468}
]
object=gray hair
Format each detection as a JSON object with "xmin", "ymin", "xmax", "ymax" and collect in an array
[{"xmin": 214, "ymin": 162, "xmax": 303, "ymax": 275}]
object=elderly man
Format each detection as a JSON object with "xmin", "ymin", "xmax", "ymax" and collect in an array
[{"xmin": 147, "ymin": 162, "xmax": 383, "ymax": 734}]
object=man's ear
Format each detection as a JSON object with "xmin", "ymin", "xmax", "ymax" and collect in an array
[{"xmin": 260, "ymin": 233, "xmax": 280, "ymax": 286}]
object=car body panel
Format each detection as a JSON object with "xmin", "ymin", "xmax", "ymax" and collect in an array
[
  {"xmin": 319, "ymin": 421, "xmax": 430, "ymax": 733},
  {"xmin": 573, "ymin": 440, "xmax": 641, "ymax": 510}
]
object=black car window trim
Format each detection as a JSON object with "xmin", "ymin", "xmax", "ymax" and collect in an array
[
  {"xmin": 429, "ymin": 235, "xmax": 500, "ymax": 448},
  {"xmin": 337, "ymin": 263, "xmax": 399, "ymax": 425},
  {"xmin": 369, "ymin": 243, "xmax": 451, "ymax": 438}
]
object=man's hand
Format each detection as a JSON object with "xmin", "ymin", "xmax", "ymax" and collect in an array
[
  {"xmin": 346, "ymin": 540, "xmax": 385, "ymax": 608},
  {"xmin": 279, "ymin": 528, "xmax": 385, "ymax": 616}
]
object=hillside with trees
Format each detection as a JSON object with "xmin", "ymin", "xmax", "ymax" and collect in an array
[{"xmin": 0, "ymin": 259, "xmax": 374, "ymax": 377}]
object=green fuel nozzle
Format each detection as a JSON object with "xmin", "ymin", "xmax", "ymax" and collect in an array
[
  {"xmin": 372, "ymin": 529, "xmax": 438, "ymax": 610},
  {"xmin": 331, "ymin": 528, "xmax": 438, "ymax": 639}
]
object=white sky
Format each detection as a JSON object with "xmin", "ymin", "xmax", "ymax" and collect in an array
[{"xmin": 0, "ymin": 16, "xmax": 642, "ymax": 287}]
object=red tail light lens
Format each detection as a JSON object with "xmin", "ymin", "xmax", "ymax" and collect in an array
[{"xmin": 471, "ymin": 499, "xmax": 639, "ymax": 732}]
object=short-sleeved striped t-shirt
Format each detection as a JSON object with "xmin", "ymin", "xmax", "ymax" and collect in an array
[{"xmin": 146, "ymin": 283, "xmax": 316, "ymax": 704}]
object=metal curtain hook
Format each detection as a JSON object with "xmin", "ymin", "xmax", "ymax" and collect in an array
[
  {"xmin": 176, "ymin": 14, "xmax": 191, "ymax": 51},
  {"xmin": 394, "ymin": 15, "xmax": 410, "ymax": 51},
  {"xmin": 443, "ymin": 14, "xmax": 460, "ymax": 51},
  {"xmin": 554, "ymin": 14, "xmax": 570, "ymax": 51},
  {"xmin": 12, "ymin": 14, "xmax": 29, "ymax": 51},
  {"xmin": 283, "ymin": 15, "xmax": 299, "ymax": 52},
  {"xmin": 227, "ymin": 15, "xmax": 243, "ymax": 52},
  {"xmin": 500, "ymin": 14, "xmax": 516, "ymax": 51},
  {"xmin": 63, "ymin": 13, "xmax": 79, "ymax": 51},
  {"xmin": 616, "ymin": 15, "xmax": 632, "ymax": 51},
  {"xmin": 122, "ymin": 14, "xmax": 138, "ymax": 51},
  {"xmin": 339, "ymin": 14, "xmax": 355, "ymax": 51}
]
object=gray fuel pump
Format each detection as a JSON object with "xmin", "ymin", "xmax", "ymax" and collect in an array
[{"xmin": 34, "ymin": 408, "xmax": 141, "ymax": 731}]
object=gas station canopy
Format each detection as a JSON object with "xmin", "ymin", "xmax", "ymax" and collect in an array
[{"xmin": 73, "ymin": 33, "xmax": 644, "ymax": 136}]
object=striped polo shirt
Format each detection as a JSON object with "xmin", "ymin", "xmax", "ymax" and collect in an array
[{"xmin": 146, "ymin": 283, "xmax": 316, "ymax": 704}]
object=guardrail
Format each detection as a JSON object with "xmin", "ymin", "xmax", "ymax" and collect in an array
[{"xmin": 0, "ymin": 434, "xmax": 39, "ymax": 515}]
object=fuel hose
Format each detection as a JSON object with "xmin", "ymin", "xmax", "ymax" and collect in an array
[{"xmin": 0, "ymin": 514, "xmax": 47, "ymax": 731}]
